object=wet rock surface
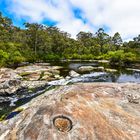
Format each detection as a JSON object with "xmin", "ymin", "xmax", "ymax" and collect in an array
[
  {"xmin": 0, "ymin": 83, "xmax": 140, "ymax": 140},
  {"xmin": 78, "ymin": 66, "xmax": 95, "ymax": 72},
  {"xmin": 78, "ymin": 66, "xmax": 105, "ymax": 72},
  {"xmin": 0, "ymin": 64, "xmax": 63, "ymax": 103},
  {"xmin": 69, "ymin": 70, "xmax": 80, "ymax": 77}
]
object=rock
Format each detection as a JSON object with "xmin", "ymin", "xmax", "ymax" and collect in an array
[
  {"xmin": 78, "ymin": 66, "xmax": 105, "ymax": 72},
  {"xmin": 51, "ymin": 66, "xmax": 63, "ymax": 70},
  {"xmin": 0, "ymin": 68, "xmax": 22, "ymax": 96},
  {"xmin": 127, "ymin": 94, "xmax": 140, "ymax": 104},
  {"xmin": 0, "ymin": 64, "xmax": 62, "ymax": 101},
  {"xmin": 0, "ymin": 80, "xmax": 49, "ymax": 102},
  {"xmin": 69, "ymin": 70, "xmax": 80, "ymax": 77},
  {"xmin": 21, "ymin": 81, "xmax": 48, "ymax": 90},
  {"xmin": 54, "ymin": 74, "xmax": 61, "ymax": 79},
  {"xmin": 0, "ymin": 83, "xmax": 140, "ymax": 139},
  {"xmin": 48, "ymin": 79, "xmax": 69, "ymax": 86},
  {"xmin": 105, "ymin": 68, "xmax": 118, "ymax": 72},
  {"xmin": 15, "ymin": 64, "xmax": 61, "ymax": 81},
  {"xmin": 126, "ymin": 68, "xmax": 140, "ymax": 72},
  {"xmin": 0, "ymin": 79, "xmax": 21, "ymax": 95},
  {"xmin": 78, "ymin": 66, "xmax": 94, "ymax": 72},
  {"xmin": 96, "ymin": 66, "xmax": 104, "ymax": 71},
  {"xmin": 98, "ymin": 60, "xmax": 109, "ymax": 63},
  {"xmin": 0, "ymin": 68, "xmax": 22, "ymax": 83},
  {"xmin": 65, "ymin": 76, "xmax": 71, "ymax": 80},
  {"xmin": 35, "ymin": 63, "xmax": 50, "ymax": 66},
  {"xmin": 69, "ymin": 72, "xmax": 108, "ymax": 83}
]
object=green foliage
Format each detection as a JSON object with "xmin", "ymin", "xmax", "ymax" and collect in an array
[
  {"xmin": 8, "ymin": 51, "xmax": 25, "ymax": 65},
  {"xmin": 43, "ymin": 54, "xmax": 61, "ymax": 60},
  {"xmin": 0, "ymin": 114, "xmax": 6, "ymax": 121},
  {"xmin": 0, "ymin": 12, "xmax": 139, "ymax": 67},
  {"xmin": 19, "ymin": 72, "xmax": 31, "ymax": 77},
  {"xmin": 38, "ymin": 71, "xmax": 45, "ymax": 80},
  {"xmin": 104, "ymin": 50, "xmax": 136, "ymax": 65},
  {"xmin": 0, "ymin": 49, "xmax": 9, "ymax": 66}
]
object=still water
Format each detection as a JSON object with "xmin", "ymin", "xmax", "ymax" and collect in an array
[{"xmin": 50, "ymin": 61, "xmax": 140, "ymax": 83}]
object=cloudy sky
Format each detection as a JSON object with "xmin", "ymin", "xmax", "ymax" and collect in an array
[{"xmin": 0, "ymin": 0, "xmax": 140, "ymax": 40}]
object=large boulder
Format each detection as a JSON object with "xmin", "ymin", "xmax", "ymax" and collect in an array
[
  {"xmin": 78, "ymin": 66, "xmax": 104, "ymax": 72},
  {"xmin": 69, "ymin": 70, "xmax": 80, "ymax": 77},
  {"xmin": 0, "ymin": 64, "xmax": 62, "ymax": 100},
  {"xmin": 0, "ymin": 79, "xmax": 21, "ymax": 96},
  {"xmin": 78, "ymin": 66, "xmax": 94, "ymax": 72},
  {"xmin": 0, "ymin": 68, "xmax": 22, "ymax": 83},
  {"xmin": 0, "ymin": 83, "xmax": 140, "ymax": 140},
  {"xmin": 105, "ymin": 68, "xmax": 118, "ymax": 72},
  {"xmin": 0, "ymin": 68, "xmax": 22, "ymax": 96},
  {"xmin": 15, "ymin": 65, "xmax": 61, "ymax": 81}
]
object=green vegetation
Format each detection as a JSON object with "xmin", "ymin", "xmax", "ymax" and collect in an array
[
  {"xmin": 0, "ymin": 12, "xmax": 140, "ymax": 67},
  {"xmin": 38, "ymin": 71, "xmax": 45, "ymax": 80}
]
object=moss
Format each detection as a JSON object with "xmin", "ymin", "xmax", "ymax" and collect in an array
[
  {"xmin": 28, "ymin": 87, "xmax": 35, "ymax": 93},
  {"xmin": 20, "ymin": 72, "xmax": 31, "ymax": 77},
  {"xmin": 0, "ymin": 114, "xmax": 6, "ymax": 121},
  {"xmin": 22, "ymin": 77, "xmax": 30, "ymax": 81},
  {"xmin": 15, "ymin": 108, "xmax": 24, "ymax": 112},
  {"xmin": 38, "ymin": 71, "xmax": 45, "ymax": 80}
]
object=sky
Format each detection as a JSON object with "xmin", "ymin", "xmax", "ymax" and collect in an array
[{"xmin": 0, "ymin": 0, "xmax": 140, "ymax": 41}]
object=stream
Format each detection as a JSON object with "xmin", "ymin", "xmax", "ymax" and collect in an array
[{"xmin": 0, "ymin": 61, "xmax": 140, "ymax": 119}]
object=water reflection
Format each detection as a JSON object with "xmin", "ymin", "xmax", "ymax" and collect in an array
[{"xmin": 56, "ymin": 61, "xmax": 140, "ymax": 83}]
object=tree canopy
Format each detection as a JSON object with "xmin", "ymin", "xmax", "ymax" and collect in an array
[{"xmin": 0, "ymin": 12, "xmax": 140, "ymax": 67}]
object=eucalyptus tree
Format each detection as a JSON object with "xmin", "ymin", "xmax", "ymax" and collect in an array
[
  {"xmin": 0, "ymin": 12, "xmax": 14, "ymax": 42},
  {"xmin": 24, "ymin": 23, "xmax": 50, "ymax": 57},
  {"xmin": 112, "ymin": 32, "xmax": 123, "ymax": 50},
  {"xmin": 95, "ymin": 28, "xmax": 111, "ymax": 53}
]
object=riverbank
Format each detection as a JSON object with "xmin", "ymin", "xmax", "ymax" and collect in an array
[
  {"xmin": 0, "ymin": 62, "xmax": 140, "ymax": 118},
  {"xmin": 0, "ymin": 83, "xmax": 140, "ymax": 139}
]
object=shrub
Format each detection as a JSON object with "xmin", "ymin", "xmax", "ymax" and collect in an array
[
  {"xmin": 0, "ymin": 50, "xmax": 9, "ymax": 66},
  {"xmin": 104, "ymin": 50, "xmax": 136, "ymax": 66},
  {"xmin": 44, "ymin": 54, "xmax": 61, "ymax": 60},
  {"xmin": 8, "ymin": 51, "xmax": 25, "ymax": 65}
]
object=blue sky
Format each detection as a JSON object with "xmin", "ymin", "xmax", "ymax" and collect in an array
[{"xmin": 0, "ymin": 0, "xmax": 140, "ymax": 40}]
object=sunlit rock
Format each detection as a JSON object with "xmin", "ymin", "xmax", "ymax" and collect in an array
[
  {"xmin": 69, "ymin": 70, "xmax": 80, "ymax": 77},
  {"xmin": 0, "ymin": 83, "xmax": 140, "ymax": 140}
]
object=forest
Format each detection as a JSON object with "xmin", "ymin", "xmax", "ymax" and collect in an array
[{"xmin": 0, "ymin": 12, "xmax": 140, "ymax": 67}]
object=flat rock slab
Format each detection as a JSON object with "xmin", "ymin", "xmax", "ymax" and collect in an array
[{"xmin": 0, "ymin": 83, "xmax": 140, "ymax": 140}]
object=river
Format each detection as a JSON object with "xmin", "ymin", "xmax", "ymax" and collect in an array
[{"xmin": 0, "ymin": 61, "xmax": 140, "ymax": 119}]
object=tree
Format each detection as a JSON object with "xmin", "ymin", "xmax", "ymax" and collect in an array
[
  {"xmin": 95, "ymin": 28, "xmax": 111, "ymax": 53},
  {"xmin": 46, "ymin": 26, "xmax": 71, "ymax": 56},
  {"xmin": 0, "ymin": 49, "xmax": 9, "ymax": 66},
  {"xmin": 0, "ymin": 12, "xmax": 13, "ymax": 42},
  {"xmin": 76, "ymin": 31, "xmax": 94, "ymax": 48},
  {"xmin": 0, "ymin": 11, "xmax": 139, "ymax": 67},
  {"xmin": 24, "ymin": 23, "xmax": 45, "ymax": 56},
  {"xmin": 112, "ymin": 32, "xmax": 123, "ymax": 50},
  {"xmin": 133, "ymin": 34, "xmax": 140, "ymax": 43}
]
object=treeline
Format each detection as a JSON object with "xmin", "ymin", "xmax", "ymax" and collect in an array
[{"xmin": 0, "ymin": 12, "xmax": 140, "ymax": 67}]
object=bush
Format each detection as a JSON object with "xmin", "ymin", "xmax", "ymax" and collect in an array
[
  {"xmin": 0, "ymin": 50, "xmax": 9, "ymax": 66},
  {"xmin": 44, "ymin": 54, "xmax": 61, "ymax": 61},
  {"xmin": 122, "ymin": 52, "xmax": 136, "ymax": 63},
  {"xmin": 104, "ymin": 50, "xmax": 136, "ymax": 65},
  {"xmin": 80, "ymin": 54, "xmax": 94, "ymax": 60},
  {"xmin": 8, "ymin": 51, "xmax": 25, "ymax": 65}
]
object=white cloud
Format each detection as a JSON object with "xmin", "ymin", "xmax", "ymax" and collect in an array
[
  {"xmin": 9, "ymin": 0, "xmax": 93, "ymax": 38},
  {"xmin": 70, "ymin": 0, "xmax": 140, "ymax": 40},
  {"xmin": 8, "ymin": 0, "xmax": 140, "ymax": 40}
]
